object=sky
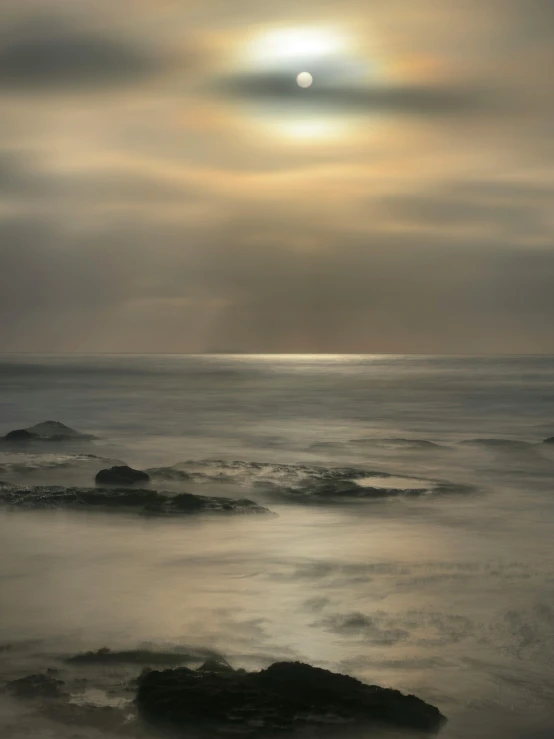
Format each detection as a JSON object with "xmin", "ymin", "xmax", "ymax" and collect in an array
[{"xmin": 0, "ymin": 0, "xmax": 553, "ymax": 354}]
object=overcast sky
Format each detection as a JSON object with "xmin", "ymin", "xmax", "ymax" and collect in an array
[{"xmin": 1, "ymin": 0, "xmax": 553, "ymax": 353}]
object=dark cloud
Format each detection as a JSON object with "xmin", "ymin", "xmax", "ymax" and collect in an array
[
  {"xmin": 212, "ymin": 70, "xmax": 488, "ymax": 116},
  {"xmin": 0, "ymin": 21, "xmax": 164, "ymax": 90}
]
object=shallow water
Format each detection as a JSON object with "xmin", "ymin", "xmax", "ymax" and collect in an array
[{"xmin": 0, "ymin": 354, "xmax": 554, "ymax": 738}]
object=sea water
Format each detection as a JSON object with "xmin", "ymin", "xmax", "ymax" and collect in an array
[{"xmin": 0, "ymin": 354, "xmax": 553, "ymax": 738}]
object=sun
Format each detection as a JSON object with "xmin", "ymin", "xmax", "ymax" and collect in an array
[{"xmin": 296, "ymin": 72, "xmax": 313, "ymax": 88}]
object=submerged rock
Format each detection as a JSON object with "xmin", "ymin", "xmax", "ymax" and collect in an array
[
  {"xmin": 0, "ymin": 485, "xmax": 273, "ymax": 517},
  {"xmin": 137, "ymin": 660, "xmax": 446, "ymax": 735},
  {"xmin": 95, "ymin": 465, "xmax": 150, "ymax": 487},
  {"xmin": 2, "ymin": 421, "xmax": 96, "ymax": 443},
  {"xmin": 6, "ymin": 672, "xmax": 66, "ymax": 699},
  {"xmin": 459, "ymin": 438, "xmax": 534, "ymax": 450},
  {"xmin": 167, "ymin": 459, "xmax": 471, "ymax": 502}
]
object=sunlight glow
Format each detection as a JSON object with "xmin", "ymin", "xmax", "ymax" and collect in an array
[
  {"xmin": 276, "ymin": 117, "xmax": 351, "ymax": 141},
  {"xmin": 245, "ymin": 27, "xmax": 348, "ymax": 68}
]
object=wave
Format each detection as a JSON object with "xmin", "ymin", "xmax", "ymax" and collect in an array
[
  {"xmin": 350, "ymin": 437, "xmax": 446, "ymax": 450},
  {"xmin": 458, "ymin": 439, "xmax": 537, "ymax": 451},
  {"xmin": 150, "ymin": 459, "xmax": 474, "ymax": 501},
  {"xmin": 0, "ymin": 453, "xmax": 120, "ymax": 475}
]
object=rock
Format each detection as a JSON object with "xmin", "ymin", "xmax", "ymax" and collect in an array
[
  {"xmin": 196, "ymin": 657, "xmax": 236, "ymax": 675},
  {"xmin": 3, "ymin": 421, "xmax": 95, "ymax": 443},
  {"xmin": 4, "ymin": 429, "xmax": 37, "ymax": 442},
  {"xmin": 6, "ymin": 672, "xmax": 66, "ymax": 699},
  {"xmin": 0, "ymin": 485, "xmax": 273, "ymax": 517},
  {"xmin": 137, "ymin": 660, "xmax": 446, "ymax": 735},
  {"xmin": 67, "ymin": 647, "xmax": 198, "ymax": 666},
  {"xmin": 26, "ymin": 421, "xmax": 86, "ymax": 439},
  {"xmin": 95, "ymin": 466, "xmax": 151, "ymax": 487},
  {"xmin": 543, "ymin": 437, "xmax": 554, "ymax": 444}
]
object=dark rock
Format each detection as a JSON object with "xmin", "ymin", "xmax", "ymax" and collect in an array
[
  {"xmin": 459, "ymin": 438, "xmax": 533, "ymax": 450},
  {"xmin": 67, "ymin": 647, "xmax": 197, "ymax": 666},
  {"xmin": 196, "ymin": 657, "xmax": 236, "ymax": 675},
  {"xmin": 143, "ymin": 492, "xmax": 272, "ymax": 517},
  {"xmin": 6, "ymin": 672, "xmax": 66, "ymax": 699},
  {"xmin": 3, "ymin": 421, "xmax": 95, "ymax": 443},
  {"xmin": 4, "ymin": 429, "xmax": 37, "ymax": 442},
  {"xmin": 95, "ymin": 465, "xmax": 151, "ymax": 487},
  {"xmin": 0, "ymin": 485, "xmax": 273, "ymax": 517},
  {"xmin": 26, "ymin": 421, "xmax": 91, "ymax": 439},
  {"xmin": 543, "ymin": 437, "xmax": 554, "ymax": 444},
  {"xmin": 169, "ymin": 492, "xmax": 206, "ymax": 512},
  {"xmin": 137, "ymin": 660, "xmax": 446, "ymax": 735}
]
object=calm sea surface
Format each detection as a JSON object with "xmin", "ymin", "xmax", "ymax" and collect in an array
[{"xmin": 1, "ymin": 354, "xmax": 553, "ymax": 739}]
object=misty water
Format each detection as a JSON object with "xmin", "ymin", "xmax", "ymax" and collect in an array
[{"xmin": 1, "ymin": 354, "xmax": 554, "ymax": 739}]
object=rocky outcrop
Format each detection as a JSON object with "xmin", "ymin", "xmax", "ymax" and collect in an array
[
  {"xmin": 136, "ymin": 660, "xmax": 446, "ymax": 735},
  {"xmin": 4, "ymin": 429, "xmax": 37, "ymax": 442},
  {"xmin": 0, "ymin": 485, "xmax": 273, "ymax": 517},
  {"xmin": 95, "ymin": 465, "xmax": 150, "ymax": 487},
  {"xmin": 2, "ymin": 421, "xmax": 95, "ymax": 443},
  {"xmin": 66, "ymin": 647, "xmax": 199, "ymax": 666},
  {"xmin": 6, "ymin": 672, "xmax": 66, "ymax": 699},
  {"xmin": 543, "ymin": 437, "xmax": 554, "ymax": 444}
]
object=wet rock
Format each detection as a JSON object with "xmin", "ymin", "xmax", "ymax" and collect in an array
[
  {"xmin": 270, "ymin": 480, "xmax": 429, "ymax": 501},
  {"xmin": 4, "ymin": 428, "xmax": 37, "ymax": 442},
  {"xmin": 95, "ymin": 465, "xmax": 151, "ymax": 487},
  {"xmin": 2, "ymin": 421, "xmax": 96, "ymax": 443},
  {"xmin": 543, "ymin": 437, "xmax": 554, "ymax": 444},
  {"xmin": 144, "ymin": 492, "xmax": 272, "ymax": 517},
  {"xmin": 137, "ymin": 660, "xmax": 446, "ymax": 735},
  {"xmin": 6, "ymin": 672, "xmax": 66, "ymax": 699},
  {"xmin": 0, "ymin": 485, "xmax": 273, "ymax": 517},
  {"xmin": 459, "ymin": 438, "xmax": 533, "ymax": 450},
  {"xmin": 196, "ymin": 657, "xmax": 236, "ymax": 675},
  {"xmin": 67, "ymin": 647, "xmax": 198, "ymax": 666}
]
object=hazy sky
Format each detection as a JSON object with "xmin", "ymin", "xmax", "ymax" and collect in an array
[{"xmin": 1, "ymin": 0, "xmax": 553, "ymax": 353}]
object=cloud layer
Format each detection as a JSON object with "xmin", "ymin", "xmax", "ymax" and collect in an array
[
  {"xmin": 0, "ymin": 20, "xmax": 165, "ymax": 90},
  {"xmin": 0, "ymin": 0, "xmax": 553, "ymax": 353}
]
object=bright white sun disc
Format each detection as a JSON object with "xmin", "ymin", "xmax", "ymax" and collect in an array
[{"xmin": 296, "ymin": 72, "xmax": 313, "ymax": 88}]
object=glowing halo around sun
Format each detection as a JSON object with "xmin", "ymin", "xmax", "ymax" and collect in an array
[
  {"xmin": 296, "ymin": 72, "xmax": 313, "ymax": 88},
  {"xmin": 243, "ymin": 27, "xmax": 348, "ymax": 67},
  {"xmin": 229, "ymin": 25, "xmax": 388, "ymax": 143}
]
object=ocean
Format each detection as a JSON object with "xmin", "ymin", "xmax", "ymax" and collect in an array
[{"xmin": 0, "ymin": 354, "xmax": 553, "ymax": 739}]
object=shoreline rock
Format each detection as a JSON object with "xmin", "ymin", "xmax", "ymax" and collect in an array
[
  {"xmin": 2, "ymin": 421, "xmax": 96, "ymax": 444},
  {"xmin": 137, "ymin": 660, "xmax": 446, "ymax": 735},
  {"xmin": 95, "ymin": 465, "xmax": 150, "ymax": 487},
  {"xmin": 66, "ymin": 647, "xmax": 200, "ymax": 667},
  {"xmin": 0, "ymin": 485, "xmax": 273, "ymax": 517}
]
